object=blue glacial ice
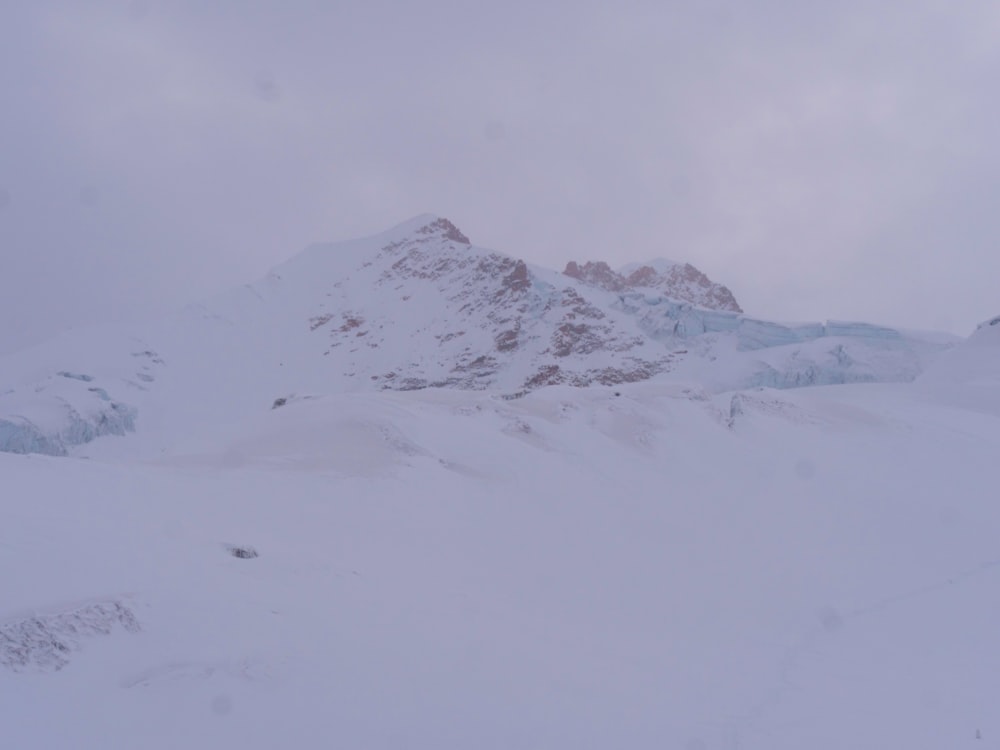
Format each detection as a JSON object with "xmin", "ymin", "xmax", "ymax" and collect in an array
[
  {"xmin": 0, "ymin": 385, "xmax": 137, "ymax": 456},
  {"xmin": 0, "ymin": 418, "xmax": 68, "ymax": 456},
  {"xmin": 618, "ymin": 292, "xmax": 905, "ymax": 351}
]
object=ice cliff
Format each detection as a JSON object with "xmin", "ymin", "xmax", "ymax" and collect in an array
[{"xmin": 0, "ymin": 371, "xmax": 138, "ymax": 456}]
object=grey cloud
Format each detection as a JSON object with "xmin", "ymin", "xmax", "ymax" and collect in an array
[{"xmin": 1, "ymin": 1, "xmax": 998, "ymax": 354}]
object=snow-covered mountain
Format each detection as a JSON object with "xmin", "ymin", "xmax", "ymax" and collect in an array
[
  {"xmin": 3, "ymin": 214, "xmax": 1000, "ymax": 748},
  {"xmin": 0, "ymin": 215, "xmax": 955, "ymax": 455}
]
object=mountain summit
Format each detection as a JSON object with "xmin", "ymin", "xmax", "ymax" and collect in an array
[{"xmin": 380, "ymin": 214, "xmax": 471, "ymax": 245}]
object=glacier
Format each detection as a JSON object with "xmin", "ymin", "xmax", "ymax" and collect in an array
[
  {"xmin": 0, "ymin": 418, "xmax": 67, "ymax": 456},
  {"xmin": 619, "ymin": 291, "xmax": 904, "ymax": 350},
  {"xmin": 0, "ymin": 379, "xmax": 138, "ymax": 456}
]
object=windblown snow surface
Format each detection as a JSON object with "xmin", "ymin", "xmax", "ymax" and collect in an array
[
  {"xmin": 2, "ymin": 220, "xmax": 998, "ymax": 748},
  {"xmin": 3, "ymin": 363, "xmax": 1000, "ymax": 746}
]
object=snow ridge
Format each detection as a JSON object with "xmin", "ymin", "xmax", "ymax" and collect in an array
[{"xmin": 0, "ymin": 600, "xmax": 140, "ymax": 672}]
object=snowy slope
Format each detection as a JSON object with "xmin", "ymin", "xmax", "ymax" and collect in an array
[
  {"xmin": 916, "ymin": 314, "xmax": 1000, "ymax": 415},
  {"xmin": 2, "ymin": 211, "xmax": 998, "ymax": 746},
  {"xmin": 3, "ymin": 372, "xmax": 1000, "ymax": 748},
  {"xmin": 0, "ymin": 215, "xmax": 955, "ymax": 455}
]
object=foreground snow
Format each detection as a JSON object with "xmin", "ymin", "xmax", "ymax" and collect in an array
[{"xmin": 3, "ymin": 374, "xmax": 999, "ymax": 748}]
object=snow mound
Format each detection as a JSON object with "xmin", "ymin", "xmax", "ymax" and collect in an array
[
  {"xmin": 916, "ymin": 315, "xmax": 1000, "ymax": 414},
  {"xmin": 972, "ymin": 314, "xmax": 1000, "ymax": 341},
  {"xmin": 164, "ymin": 396, "xmax": 430, "ymax": 474},
  {"xmin": 0, "ymin": 600, "xmax": 140, "ymax": 672}
]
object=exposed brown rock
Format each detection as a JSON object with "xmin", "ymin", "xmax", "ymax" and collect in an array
[
  {"xmin": 551, "ymin": 322, "xmax": 604, "ymax": 358},
  {"xmin": 309, "ymin": 314, "xmax": 333, "ymax": 331},
  {"xmin": 564, "ymin": 258, "xmax": 742, "ymax": 313},
  {"xmin": 416, "ymin": 217, "xmax": 470, "ymax": 244},
  {"xmin": 563, "ymin": 261, "xmax": 626, "ymax": 292},
  {"xmin": 495, "ymin": 327, "xmax": 520, "ymax": 352},
  {"xmin": 524, "ymin": 364, "xmax": 564, "ymax": 389},
  {"xmin": 502, "ymin": 260, "xmax": 530, "ymax": 294},
  {"xmin": 624, "ymin": 266, "xmax": 658, "ymax": 286},
  {"xmin": 339, "ymin": 315, "xmax": 364, "ymax": 332}
]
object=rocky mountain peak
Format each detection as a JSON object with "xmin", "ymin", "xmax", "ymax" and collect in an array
[
  {"xmin": 563, "ymin": 261, "xmax": 627, "ymax": 292},
  {"xmin": 412, "ymin": 216, "xmax": 470, "ymax": 245},
  {"xmin": 366, "ymin": 215, "xmax": 472, "ymax": 256},
  {"xmin": 564, "ymin": 258, "xmax": 742, "ymax": 313}
]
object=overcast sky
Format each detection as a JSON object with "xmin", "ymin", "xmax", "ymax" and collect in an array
[{"xmin": 2, "ymin": 1, "xmax": 998, "ymax": 355}]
